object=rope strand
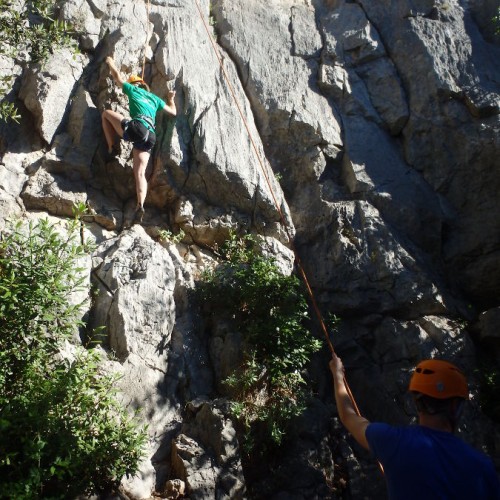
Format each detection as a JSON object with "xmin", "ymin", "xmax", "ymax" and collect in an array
[
  {"xmin": 192, "ymin": 0, "xmax": 367, "ymax": 424},
  {"xmin": 141, "ymin": 0, "xmax": 151, "ymax": 80},
  {"xmin": 193, "ymin": 0, "xmax": 338, "ymax": 357}
]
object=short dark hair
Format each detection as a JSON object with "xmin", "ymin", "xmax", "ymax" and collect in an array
[
  {"xmin": 414, "ymin": 394, "xmax": 458, "ymax": 415},
  {"xmin": 413, "ymin": 393, "xmax": 465, "ymax": 431}
]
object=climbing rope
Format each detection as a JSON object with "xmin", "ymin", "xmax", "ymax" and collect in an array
[
  {"xmin": 141, "ymin": 0, "xmax": 152, "ymax": 80},
  {"xmin": 192, "ymin": 0, "xmax": 364, "ymax": 418}
]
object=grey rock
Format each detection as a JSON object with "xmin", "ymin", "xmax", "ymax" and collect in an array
[
  {"xmin": 162, "ymin": 478, "xmax": 186, "ymax": 499},
  {"xmin": 66, "ymin": 86, "xmax": 102, "ymax": 174},
  {"xmin": 22, "ymin": 167, "xmax": 87, "ymax": 217},
  {"xmin": 90, "ymin": 226, "xmax": 178, "ymax": 498},
  {"xmin": 0, "ymin": 161, "xmax": 28, "ymax": 226},
  {"xmin": 355, "ymin": 57, "xmax": 409, "ymax": 135},
  {"xmin": 19, "ymin": 48, "xmax": 86, "ymax": 145},
  {"xmin": 321, "ymin": 3, "xmax": 385, "ymax": 65},
  {"xmin": 214, "ymin": 0, "xmax": 342, "ymax": 148},
  {"xmin": 209, "ymin": 321, "xmax": 244, "ymax": 396},
  {"xmin": 155, "ymin": 2, "xmax": 291, "ymax": 238},
  {"xmin": 291, "ymin": 4, "xmax": 323, "ymax": 58},
  {"xmin": 60, "ymin": 0, "xmax": 102, "ymax": 50},
  {"xmin": 172, "ymin": 400, "xmax": 246, "ymax": 499},
  {"xmin": 92, "ymin": 225, "xmax": 175, "ymax": 362},
  {"xmin": 1, "ymin": 0, "xmax": 500, "ymax": 498},
  {"xmin": 358, "ymin": 0, "xmax": 500, "ymax": 303},
  {"xmin": 299, "ymin": 199, "xmax": 452, "ymax": 316}
]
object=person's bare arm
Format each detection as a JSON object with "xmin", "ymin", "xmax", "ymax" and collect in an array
[
  {"xmin": 163, "ymin": 90, "xmax": 177, "ymax": 116},
  {"xmin": 330, "ymin": 353, "xmax": 371, "ymax": 450},
  {"xmin": 105, "ymin": 57, "xmax": 125, "ymax": 87}
]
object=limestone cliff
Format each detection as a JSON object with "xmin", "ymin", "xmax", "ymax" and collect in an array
[{"xmin": 0, "ymin": 0, "xmax": 499, "ymax": 498}]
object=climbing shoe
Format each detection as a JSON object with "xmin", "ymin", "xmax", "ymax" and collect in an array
[{"xmin": 133, "ymin": 206, "xmax": 145, "ymax": 224}]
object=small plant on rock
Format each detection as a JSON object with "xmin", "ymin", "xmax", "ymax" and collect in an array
[{"xmin": 158, "ymin": 228, "xmax": 185, "ymax": 244}]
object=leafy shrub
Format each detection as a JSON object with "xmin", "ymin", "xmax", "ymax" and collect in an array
[
  {"xmin": 0, "ymin": 218, "xmax": 146, "ymax": 498},
  {"xmin": 198, "ymin": 233, "xmax": 322, "ymax": 453},
  {"xmin": 476, "ymin": 356, "xmax": 500, "ymax": 423},
  {"xmin": 0, "ymin": 0, "xmax": 77, "ymax": 122}
]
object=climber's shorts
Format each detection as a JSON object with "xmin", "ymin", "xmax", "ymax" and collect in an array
[{"xmin": 121, "ymin": 118, "xmax": 156, "ymax": 152}]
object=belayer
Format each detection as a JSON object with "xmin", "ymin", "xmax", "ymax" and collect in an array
[
  {"xmin": 101, "ymin": 56, "xmax": 177, "ymax": 223},
  {"xmin": 330, "ymin": 355, "xmax": 500, "ymax": 499}
]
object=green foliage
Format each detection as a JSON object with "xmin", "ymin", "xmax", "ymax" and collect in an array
[
  {"xmin": 198, "ymin": 233, "xmax": 322, "ymax": 453},
  {"xmin": 0, "ymin": 75, "xmax": 21, "ymax": 122},
  {"xmin": 72, "ymin": 201, "xmax": 90, "ymax": 218},
  {"xmin": 476, "ymin": 357, "xmax": 500, "ymax": 423},
  {"xmin": 208, "ymin": 1, "xmax": 217, "ymax": 33},
  {"xmin": 0, "ymin": 0, "xmax": 75, "ymax": 62},
  {"xmin": 0, "ymin": 218, "xmax": 146, "ymax": 498},
  {"xmin": 0, "ymin": 0, "xmax": 77, "ymax": 122},
  {"xmin": 71, "ymin": 202, "xmax": 97, "ymax": 250},
  {"xmin": 158, "ymin": 228, "xmax": 185, "ymax": 244}
]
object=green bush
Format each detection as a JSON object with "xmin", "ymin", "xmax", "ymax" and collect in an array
[
  {"xmin": 198, "ymin": 233, "xmax": 322, "ymax": 453},
  {"xmin": 476, "ymin": 356, "xmax": 500, "ymax": 423},
  {"xmin": 0, "ymin": 218, "xmax": 146, "ymax": 498},
  {"xmin": 0, "ymin": 0, "xmax": 76, "ymax": 122}
]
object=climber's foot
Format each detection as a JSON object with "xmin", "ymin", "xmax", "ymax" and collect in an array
[{"xmin": 133, "ymin": 206, "xmax": 145, "ymax": 225}]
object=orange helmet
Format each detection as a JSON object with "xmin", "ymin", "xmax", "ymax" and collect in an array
[
  {"xmin": 127, "ymin": 75, "xmax": 145, "ymax": 85},
  {"xmin": 409, "ymin": 359, "xmax": 468, "ymax": 400}
]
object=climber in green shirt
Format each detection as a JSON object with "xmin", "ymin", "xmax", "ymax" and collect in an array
[{"xmin": 101, "ymin": 56, "xmax": 177, "ymax": 223}]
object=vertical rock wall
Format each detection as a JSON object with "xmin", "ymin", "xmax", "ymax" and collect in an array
[{"xmin": 0, "ymin": 0, "xmax": 499, "ymax": 498}]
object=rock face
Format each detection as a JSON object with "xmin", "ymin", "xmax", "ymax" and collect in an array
[
  {"xmin": 1, "ymin": 0, "xmax": 499, "ymax": 498},
  {"xmin": 171, "ymin": 400, "xmax": 245, "ymax": 499}
]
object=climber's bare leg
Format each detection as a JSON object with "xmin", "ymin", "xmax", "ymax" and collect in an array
[
  {"xmin": 102, "ymin": 109, "xmax": 125, "ymax": 152},
  {"xmin": 133, "ymin": 148, "xmax": 150, "ymax": 208}
]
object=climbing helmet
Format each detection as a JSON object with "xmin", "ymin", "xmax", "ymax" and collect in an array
[
  {"xmin": 127, "ymin": 75, "xmax": 146, "ymax": 85},
  {"xmin": 409, "ymin": 359, "xmax": 468, "ymax": 399}
]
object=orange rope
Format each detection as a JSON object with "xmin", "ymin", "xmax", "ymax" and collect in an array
[
  {"xmin": 193, "ymin": 0, "xmax": 385, "ymax": 477},
  {"xmin": 141, "ymin": 0, "xmax": 151, "ymax": 80},
  {"xmin": 192, "ymin": 0, "xmax": 364, "ymax": 420}
]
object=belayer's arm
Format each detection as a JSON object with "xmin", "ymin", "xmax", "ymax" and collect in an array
[
  {"xmin": 163, "ymin": 90, "xmax": 177, "ymax": 116},
  {"xmin": 106, "ymin": 57, "xmax": 125, "ymax": 87},
  {"xmin": 330, "ymin": 353, "xmax": 371, "ymax": 450}
]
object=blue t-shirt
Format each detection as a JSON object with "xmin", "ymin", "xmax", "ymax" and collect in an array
[
  {"xmin": 366, "ymin": 423, "xmax": 500, "ymax": 500},
  {"xmin": 122, "ymin": 82, "xmax": 166, "ymax": 132}
]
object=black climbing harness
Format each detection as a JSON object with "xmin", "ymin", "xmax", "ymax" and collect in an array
[
  {"xmin": 123, "ymin": 114, "xmax": 155, "ymax": 143},
  {"xmin": 136, "ymin": 114, "xmax": 155, "ymax": 131}
]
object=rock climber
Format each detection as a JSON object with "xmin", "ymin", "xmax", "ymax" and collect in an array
[
  {"xmin": 101, "ymin": 56, "xmax": 177, "ymax": 223},
  {"xmin": 329, "ymin": 355, "xmax": 500, "ymax": 499}
]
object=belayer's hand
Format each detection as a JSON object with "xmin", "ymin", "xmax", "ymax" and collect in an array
[{"xmin": 329, "ymin": 353, "xmax": 345, "ymax": 381}]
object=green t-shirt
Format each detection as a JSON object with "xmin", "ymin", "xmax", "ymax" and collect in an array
[{"xmin": 122, "ymin": 82, "xmax": 166, "ymax": 132}]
